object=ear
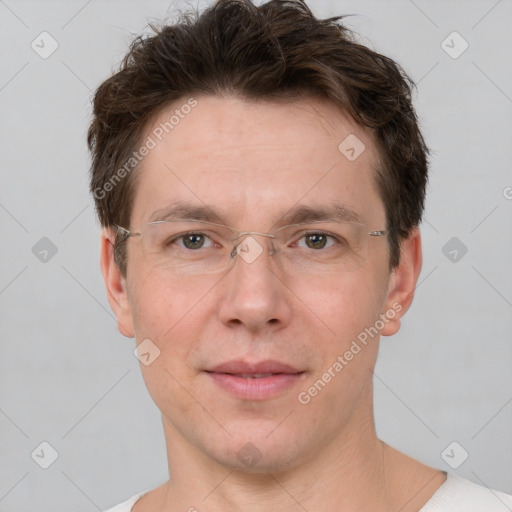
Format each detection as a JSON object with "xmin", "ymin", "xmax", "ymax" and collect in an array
[
  {"xmin": 380, "ymin": 227, "xmax": 422, "ymax": 336},
  {"xmin": 100, "ymin": 228, "xmax": 135, "ymax": 338}
]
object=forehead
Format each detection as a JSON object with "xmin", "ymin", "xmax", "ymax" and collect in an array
[{"xmin": 132, "ymin": 95, "xmax": 384, "ymax": 227}]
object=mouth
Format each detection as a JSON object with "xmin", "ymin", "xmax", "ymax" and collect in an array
[
  {"xmin": 204, "ymin": 360, "xmax": 306, "ymax": 400},
  {"xmin": 226, "ymin": 373, "xmax": 279, "ymax": 379}
]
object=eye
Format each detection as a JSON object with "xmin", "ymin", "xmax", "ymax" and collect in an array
[
  {"xmin": 296, "ymin": 232, "xmax": 337, "ymax": 250},
  {"xmin": 171, "ymin": 232, "xmax": 217, "ymax": 250}
]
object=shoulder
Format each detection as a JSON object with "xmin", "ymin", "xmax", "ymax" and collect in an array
[
  {"xmin": 103, "ymin": 492, "xmax": 146, "ymax": 512},
  {"xmin": 420, "ymin": 473, "xmax": 512, "ymax": 512}
]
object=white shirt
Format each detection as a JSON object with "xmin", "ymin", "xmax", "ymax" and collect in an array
[{"xmin": 103, "ymin": 473, "xmax": 512, "ymax": 511}]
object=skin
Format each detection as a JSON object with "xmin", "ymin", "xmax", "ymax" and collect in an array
[{"xmin": 100, "ymin": 95, "xmax": 445, "ymax": 511}]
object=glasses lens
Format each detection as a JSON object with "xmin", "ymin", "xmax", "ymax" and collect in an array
[
  {"xmin": 142, "ymin": 221, "xmax": 234, "ymax": 274},
  {"xmin": 273, "ymin": 221, "xmax": 369, "ymax": 273}
]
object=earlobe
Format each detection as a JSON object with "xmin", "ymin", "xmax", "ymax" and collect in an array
[
  {"xmin": 99, "ymin": 228, "xmax": 135, "ymax": 338},
  {"xmin": 381, "ymin": 228, "xmax": 422, "ymax": 337}
]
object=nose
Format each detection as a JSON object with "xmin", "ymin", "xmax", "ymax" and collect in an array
[{"xmin": 217, "ymin": 234, "xmax": 293, "ymax": 333}]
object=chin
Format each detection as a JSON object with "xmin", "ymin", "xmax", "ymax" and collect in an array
[
  {"xmin": 202, "ymin": 428, "xmax": 308, "ymax": 475},
  {"xmin": 214, "ymin": 448, "xmax": 302, "ymax": 475}
]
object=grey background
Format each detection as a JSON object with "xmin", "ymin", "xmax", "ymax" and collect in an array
[{"xmin": 0, "ymin": 0, "xmax": 511, "ymax": 510}]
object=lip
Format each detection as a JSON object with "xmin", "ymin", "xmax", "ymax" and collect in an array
[
  {"xmin": 205, "ymin": 359, "xmax": 305, "ymax": 400},
  {"xmin": 207, "ymin": 359, "xmax": 302, "ymax": 374}
]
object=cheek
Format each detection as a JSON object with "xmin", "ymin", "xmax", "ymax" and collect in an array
[
  {"xmin": 128, "ymin": 267, "xmax": 210, "ymax": 338},
  {"xmin": 127, "ymin": 269, "xmax": 218, "ymax": 395},
  {"xmin": 292, "ymin": 270, "xmax": 386, "ymax": 346},
  {"xmin": 294, "ymin": 272, "xmax": 388, "ymax": 418},
  {"xmin": 127, "ymin": 271, "xmax": 212, "ymax": 411}
]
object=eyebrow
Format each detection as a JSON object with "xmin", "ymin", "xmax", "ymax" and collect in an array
[
  {"xmin": 148, "ymin": 200, "xmax": 363, "ymax": 226},
  {"xmin": 149, "ymin": 202, "xmax": 223, "ymax": 224},
  {"xmin": 277, "ymin": 202, "xmax": 362, "ymax": 226}
]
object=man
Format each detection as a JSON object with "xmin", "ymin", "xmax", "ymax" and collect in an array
[{"xmin": 88, "ymin": 1, "xmax": 512, "ymax": 510}]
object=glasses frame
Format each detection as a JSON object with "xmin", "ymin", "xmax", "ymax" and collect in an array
[
  {"xmin": 116, "ymin": 218, "xmax": 387, "ymax": 246},
  {"xmin": 114, "ymin": 218, "xmax": 388, "ymax": 274}
]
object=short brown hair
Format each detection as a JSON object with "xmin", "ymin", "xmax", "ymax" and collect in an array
[{"xmin": 88, "ymin": 0, "xmax": 428, "ymax": 274}]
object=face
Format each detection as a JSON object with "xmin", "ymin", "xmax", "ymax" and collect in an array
[{"xmin": 103, "ymin": 95, "xmax": 419, "ymax": 473}]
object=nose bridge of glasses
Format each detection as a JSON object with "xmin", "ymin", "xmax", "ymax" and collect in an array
[
  {"xmin": 230, "ymin": 230, "xmax": 279, "ymax": 262},
  {"xmin": 232, "ymin": 230, "xmax": 277, "ymax": 242}
]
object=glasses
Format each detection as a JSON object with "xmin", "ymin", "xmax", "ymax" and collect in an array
[{"xmin": 116, "ymin": 219, "xmax": 387, "ymax": 275}]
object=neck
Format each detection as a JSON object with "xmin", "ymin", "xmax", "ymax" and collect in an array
[{"xmin": 155, "ymin": 403, "xmax": 395, "ymax": 512}]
